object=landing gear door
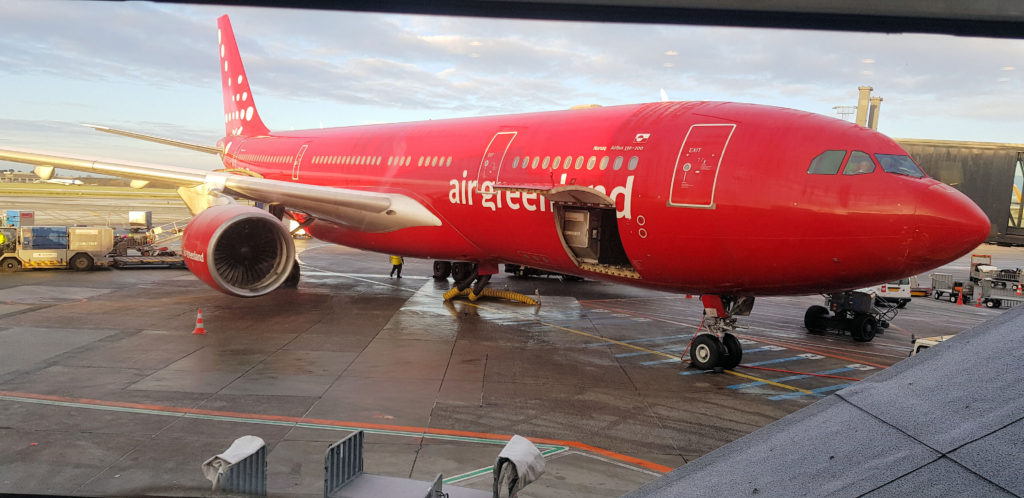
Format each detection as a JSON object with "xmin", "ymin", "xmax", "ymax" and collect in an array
[
  {"xmin": 669, "ymin": 124, "xmax": 735, "ymax": 208},
  {"xmin": 476, "ymin": 132, "xmax": 517, "ymax": 185}
]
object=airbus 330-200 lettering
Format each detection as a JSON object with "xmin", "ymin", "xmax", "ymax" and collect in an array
[{"xmin": 0, "ymin": 15, "xmax": 990, "ymax": 371}]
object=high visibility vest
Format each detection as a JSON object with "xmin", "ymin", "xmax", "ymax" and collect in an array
[{"xmin": 390, "ymin": 255, "xmax": 403, "ymax": 265}]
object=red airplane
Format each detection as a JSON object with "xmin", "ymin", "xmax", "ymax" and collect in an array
[{"xmin": 0, "ymin": 15, "xmax": 990, "ymax": 370}]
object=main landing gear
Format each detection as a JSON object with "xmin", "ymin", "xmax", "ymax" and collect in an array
[{"xmin": 688, "ymin": 295, "xmax": 754, "ymax": 371}]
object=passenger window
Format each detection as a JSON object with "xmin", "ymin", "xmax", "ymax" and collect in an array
[
  {"xmin": 613, "ymin": 157, "xmax": 623, "ymax": 171},
  {"xmin": 522, "ymin": 156, "xmax": 529, "ymax": 169},
  {"xmin": 586, "ymin": 157, "xmax": 596, "ymax": 170},
  {"xmin": 531, "ymin": 157, "xmax": 540, "ymax": 169},
  {"xmin": 843, "ymin": 151, "xmax": 875, "ymax": 175},
  {"xmin": 446, "ymin": 157, "xmax": 452, "ymax": 167},
  {"xmin": 542, "ymin": 157, "xmax": 550, "ymax": 169},
  {"xmin": 512, "ymin": 157, "xmax": 520, "ymax": 169},
  {"xmin": 552, "ymin": 157, "xmax": 561, "ymax": 170},
  {"xmin": 405, "ymin": 157, "xmax": 412, "ymax": 166},
  {"xmin": 808, "ymin": 150, "xmax": 847, "ymax": 175},
  {"xmin": 627, "ymin": 156, "xmax": 639, "ymax": 171},
  {"xmin": 599, "ymin": 156, "xmax": 609, "ymax": 170},
  {"xmin": 575, "ymin": 157, "xmax": 584, "ymax": 170},
  {"xmin": 875, "ymin": 154, "xmax": 926, "ymax": 178},
  {"xmin": 418, "ymin": 157, "xmax": 424, "ymax": 167}
]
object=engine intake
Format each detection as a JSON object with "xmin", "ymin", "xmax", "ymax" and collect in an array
[{"xmin": 181, "ymin": 205, "xmax": 296, "ymax": 297}]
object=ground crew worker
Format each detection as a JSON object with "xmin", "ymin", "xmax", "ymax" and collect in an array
[{"xmin": 389, "ymin": 255, "xmax": 404, "ymax": 278}]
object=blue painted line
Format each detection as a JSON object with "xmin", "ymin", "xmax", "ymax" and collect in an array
[
  {"xmin": 742, "ymin": 356, "xmax": 813, "ymax": 367},
  {"xmin": 728, "ymin": 367, "xmax": 854, "ymax": 390},
  {"xmin": 614, "ymin": 351, "xmax": 657, "ymax": 358},
  {"xmin": 742, "ymin": 347, "xmax": 780, "ymax": 354},
  {"xmin": 680, "ymin": 355, "xmax": 815, "ymax": 376},
  {"xmin": 769, "ymin": 383, "xmax": 853, "ymax": 401},
  {"xmin": 640, "ymin": 358, "xmax": 681, "ymax": 366},
  {"xmin": 584, "ymin": 334, "xmax": 689, "ymax": 348}
]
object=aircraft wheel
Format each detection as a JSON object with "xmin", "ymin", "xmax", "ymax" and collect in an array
[
  {"xmin": 450, "ymin": 262, "xmax": 476, "ymax": 283},
  {"xmin": 720, "ymin": 333, "xmax": 742, "ymax": 370},
  {"xmin": 69, "ymin": 253, "xmax": 93, "ymax": 271},
  {"xmin": 433, "ymin": 261, "xmax": 452, "ymax": 280},
  {"xmin": 803, "ymin": 305, "xmax": 829, "ymax": 333},
  {"xmin": 850, "ymin": 314, "xmax": 877, "ymax": 342},
  {"xmin": 689, "ymin": 335, "xmax": 722, "ymax": 370},
  {"xmin": 1, "ymin": 258, "xmax": 21, "ymax": 272}
]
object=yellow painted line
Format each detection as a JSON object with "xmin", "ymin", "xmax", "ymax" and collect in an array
[
  {"xmin": 724, "ymin": 369, "xmax": 814, "ymax": 395},
  {"xmin": 456, "ymin": 299, "xmax": 814, "ymax": 394},
  {"xmin": 539, "ymin": 321, "xmax": 679, "ymax": 359}
]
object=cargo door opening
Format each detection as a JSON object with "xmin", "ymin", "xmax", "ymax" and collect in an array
[{"xmin": 555, "ymin": 204, "xmax": 637, "ymax": 279}]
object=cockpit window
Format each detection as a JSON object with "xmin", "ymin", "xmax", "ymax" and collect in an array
[
  {"xmin": 875, "ymin": 154, "xmax": 926, "ymax": 178},
  {"xmin": 842, "ymin": 150, "xmax": 876, "ymax": 175},
  {"xmin": 807, "ymin": 150, "xmax": 847, "ymax": 175}
]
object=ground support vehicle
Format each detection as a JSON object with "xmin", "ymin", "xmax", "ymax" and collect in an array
[
  {"xmin": 803, "ymin": 290, "xmax": 895, "ymax": 342},
  {"xmin": 930, "ymin": 273, "xmax": 974, "ymax": 303},
  {"xmin": 910, "ymin": 335, "xmax": 954, "ymax": 356},
  {"xmin": 931, "ymin": 254, "xmax": 1023, "ymax": 306},
  {"xmin": 0, "ymin": 226, "xmax": 114, "ymax": 271},
  {"xmin": 977, "ymin": 277, "xmax": 1024, "ymax": 309},
  {"xmin": 861, "ymin": 278, "xmax": 912, "ymax": 308}
]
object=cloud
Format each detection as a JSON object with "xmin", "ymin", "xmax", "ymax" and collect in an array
[{"xmin": 0, "ymin": 0, "xmax": 1022, "ymax": 142}]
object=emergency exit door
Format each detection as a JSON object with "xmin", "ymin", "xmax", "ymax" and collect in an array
[
  {"xmin": 476, "ymin": 132, "xmax": 517, "ymax": 185},
  {"xmin": 669, "ymin": 124, "xmax": 735, "ymax": 208}
]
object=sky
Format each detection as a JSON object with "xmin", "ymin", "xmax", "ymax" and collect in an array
[{"xmin": 1, "ymin": 0, "xmax": 1022, "ymax": 173}]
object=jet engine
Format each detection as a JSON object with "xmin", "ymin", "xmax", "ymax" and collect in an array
[{"xmin": 181, "ymin": 205, "xmax": 296, "ymax": 297}]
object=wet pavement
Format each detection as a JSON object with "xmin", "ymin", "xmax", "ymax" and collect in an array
[{"xmin": 0, "ymin": 227, "xmax": 1018, "ymax": 495}]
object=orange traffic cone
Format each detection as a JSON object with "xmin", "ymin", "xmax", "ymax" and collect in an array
[
  {"xmin": 955, "ymin": 289, "xmax": 964, "ymax": 305},
  {"xmin": 192, "ymin": 308, "xmax": 207, "ymax": 335},
  {"xmin": 1016, "ymin": 284, "xmax": 1021, "ymax": 297},
  {"xmin": 976, "ymin": 294, "xmax": 983, "ymax": 308}
]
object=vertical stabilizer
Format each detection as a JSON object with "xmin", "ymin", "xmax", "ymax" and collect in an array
[{"xmin": 218, "ymin": 15, "xmax": 271, "ymax": 138}]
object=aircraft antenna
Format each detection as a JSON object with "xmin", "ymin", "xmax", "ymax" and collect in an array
[{"xmin": 832, "ymin": 105, "xmax": 856, "ymax": 121}]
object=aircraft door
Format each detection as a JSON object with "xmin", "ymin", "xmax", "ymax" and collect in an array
[
  {"xmin": 669, "ymin": 124, "xmax": 735, "ymax": 208},
  {"xmin": 291, "ymin": 142, "xmax": 311, "ymax": 181},
  {"xmin": 476, "ymin": 132, "xmax": 517, "ymax": 185}
]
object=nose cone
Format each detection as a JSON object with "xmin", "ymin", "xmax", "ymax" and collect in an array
[{"xmin": 908, "ymin": 182, "xmax": 990, "ymax": 271}]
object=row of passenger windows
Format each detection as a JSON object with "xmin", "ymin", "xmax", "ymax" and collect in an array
[
  {"xmin": 235, "ymin": 151, "xmax": 642, "ymax": 173},
  {"xmin": 808, "ymin": 150, "xmax": 925, "ymax": 178},
  {"xmin": 235, "ymin": 153, "xmax": 289, "ymax": 164},
  {"xmin": 311, "ymin": 155, "xmax": 456, "ymax": 167},
  {"xmin": 511, "ymin": 155, "xmax": 640, "ymax": 172}
]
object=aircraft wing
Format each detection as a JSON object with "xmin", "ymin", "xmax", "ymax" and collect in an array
[
  {"xmin": 83, "ymin": 124, "xmax": 223, "ymax": 155},
  {"xmin": 0, "ymin": 148, "xmax": 442, "ymax": 233}
]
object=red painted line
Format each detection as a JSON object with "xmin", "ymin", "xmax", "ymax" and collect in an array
[
  {"xmin": 739, "ymin": 365, "xmax": 863, "ymax": 382},
  {"xmin": 0, "ymin": 390, "xmax": 673, "ymax": 474},
  {"xmin": 733, "ymin": 334, "xmax": 890, "ymax": 369},
  {"xmin": 580, "ymin": 302, "xmax": 892, "ymax": 369}
]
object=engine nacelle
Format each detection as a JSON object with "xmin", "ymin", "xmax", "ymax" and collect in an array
[{"xmin": 181, "ymin": 205, "xmax": 296, "ymax": 297}]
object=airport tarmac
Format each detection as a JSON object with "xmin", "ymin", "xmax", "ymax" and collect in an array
[{"xmin": 0, "ymin": 195, "xmax": 1019, "ymax": 496}]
